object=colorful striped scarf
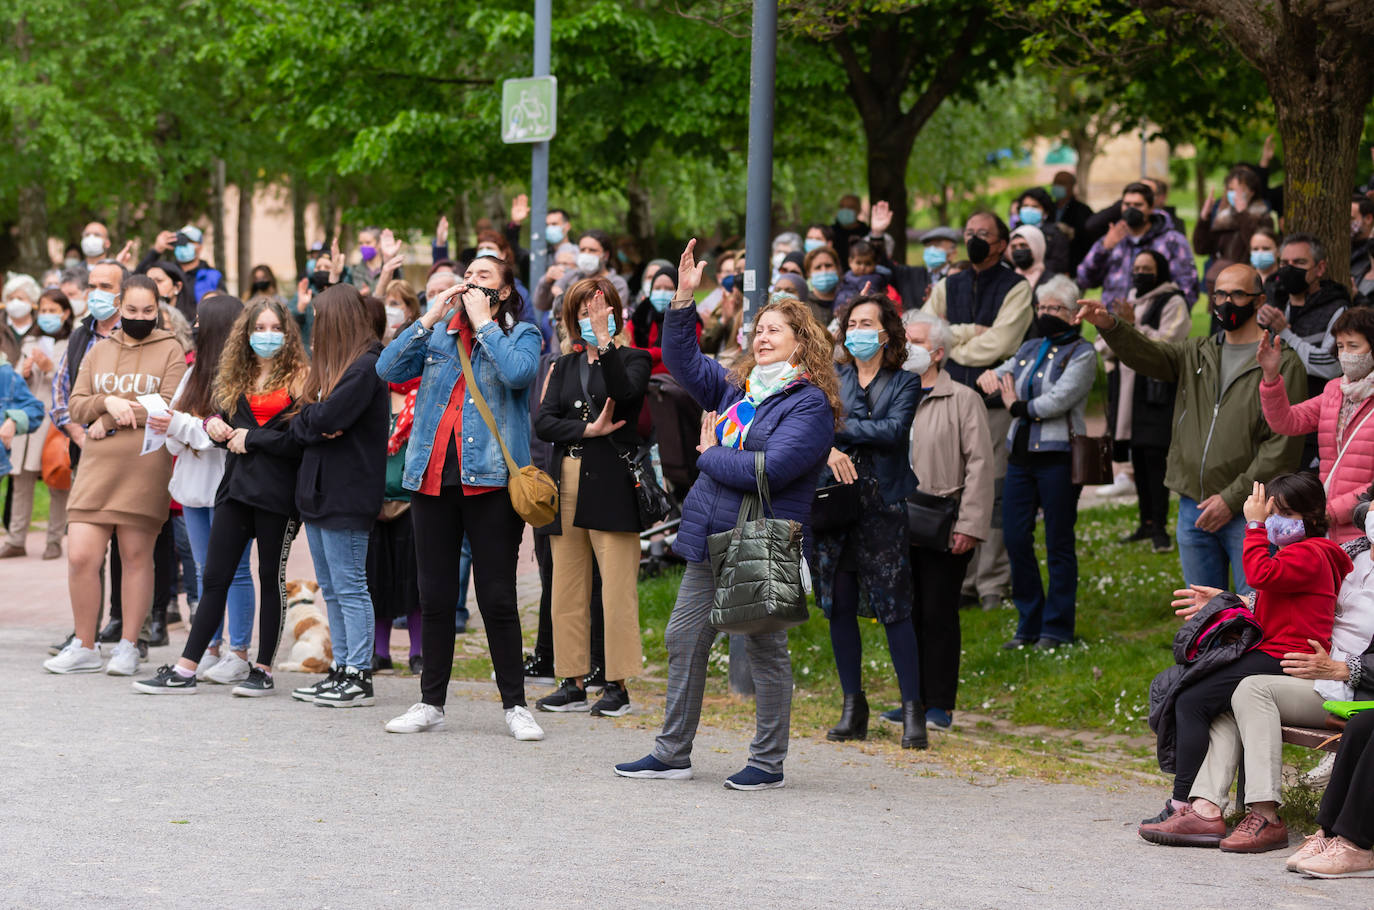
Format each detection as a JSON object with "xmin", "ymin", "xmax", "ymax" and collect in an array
[{"xmin": 714, "ymin": 372, "xmax": 810, "ymax": 449}]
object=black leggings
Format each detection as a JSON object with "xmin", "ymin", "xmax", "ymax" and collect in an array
[
  {"xmin": 1317, "ymin": 709, "xmax": 1374, "ymax": 849},
  {"xmin": 1171, "ymin": 650, "xmax": 1284, "ymax": 800},
  {"xmin": 182, "ymin": 499, "xmax": 298, "ymax": 668},
  {"xmin": 411, "ymin": 486, "xmax": 526, "ymax": 709},
  {"xmin": 1131, "ymin": 445, "xmax": 1169, "ymax": 533}
]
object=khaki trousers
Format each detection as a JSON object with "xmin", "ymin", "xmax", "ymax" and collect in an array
[
  {"xmin": 1190, "ymin": 673, "xmax": 1331, "ymax": 810},
  {"xmin": 7, "ymin": 469, "xmax": 68, "ymax": 549},
  {"xmin": 550, "ymin": 458, "xmax": 643, "ymax": 681}
]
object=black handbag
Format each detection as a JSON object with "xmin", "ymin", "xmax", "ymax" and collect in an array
[
  {"xmin": 906, "ymin": 489, "xmax": 959, "ymax": 551},
  {"xmin": 580, "ymin": 356, "xmax": 673, "ymax": 530},
  {"xmin": 812, "ymin": 480, "xmax": 861, "ymax": 533}
]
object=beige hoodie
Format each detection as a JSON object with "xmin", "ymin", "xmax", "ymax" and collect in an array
[{"xmin": 68, "ymin": 328, "xmax": 187, "ymax": 525}]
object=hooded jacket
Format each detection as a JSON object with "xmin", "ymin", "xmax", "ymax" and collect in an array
[
  {"xmin": 1077, "ymin": 213, "xmax": 1200, "ymax": 308},
  {"xmin": 1242, "ymin": 528, "xmax": 1351, "ymax": 659}
]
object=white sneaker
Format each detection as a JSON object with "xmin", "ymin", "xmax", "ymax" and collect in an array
[
  {"xmin": 1304, "ymin": 752, "xmax": 1336, "ymax": 787},
  {"xmin": 204, "ymin": 652, "xmax": 251, "ymax": 685},
  {"xmin": 1099, "ymin": 472, "xmax": 1136, "ymax": 496},
  {"xmin": 43, "ymin": 639, "xmax": 102, "ymax": 674},
  {"xmin": 505, "ymin": 705, "xmax": 545, "ymax": 742},
  {"xmin": 385, "ymin": 702, "xmax": 446, "ymax": 734},
  {"xmin": 104, "ymin": 640, "xmax": 140, "ymax": 676},
  {"xmin": 195, "ymin": 650, "xmax": 223, "ymax": 680}
]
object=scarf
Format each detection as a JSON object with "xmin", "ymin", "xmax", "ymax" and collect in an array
[
  {"xmin": 1338, "ymin": 374, "xmax": 1374, "ymax": 441},
  {"xmin": 1021, "ymin": 330, "xmax": 1080, "ymax": 398},
  {"xmin": 386, "ymin": 378, "xmax": 422, "ymax": 456},
  {"xmin": 714, "ymin": 371, "xmax": 810, "ymax": 449}
]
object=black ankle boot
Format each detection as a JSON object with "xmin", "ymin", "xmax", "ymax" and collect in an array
[
  {"xmin": 96, "ymin": 618, "xmax": 123, "ymax": 643},
  {"xmin": 827, "ymin": 692, "xmax": 869, "ymax": 742},
  {"xmin": 901, "ymin": 701, "xmax": 929, "ymax": 750},
  {"xmin": 146, "ymin": 617, "xmax": 169, "ymax": 647}
]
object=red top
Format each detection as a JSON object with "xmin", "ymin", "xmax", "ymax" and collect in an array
[
  {"xmin": 248, "ymin": 387, "xmax": 291, "ymax": 426},
  {"xmin": 418, "ymin": 320, "xmax": 498, "ymax": 498},
  {"xmin": 1241, "ymin": 529, "xmax": 1352, "ymax": 658}
]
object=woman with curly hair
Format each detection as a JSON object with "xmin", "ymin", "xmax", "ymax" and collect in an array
[
  {"xmin": 615, "ymin": 240, "xmax": 842, "ymax": 791},
  {"xmin": 134, "ymin": 297, "xmax": 309, "ymax": 695}
]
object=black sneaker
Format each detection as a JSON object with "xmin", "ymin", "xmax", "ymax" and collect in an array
[
  {"xmin": 584, "ymin": 664, "xmax": 607, "ymax": 693},
  {"xmin": 591, "ymin": 681, "xmax": 632, "ymax": 717},
  {"xmin": 48, "ymin": 631, "xmax": 75, "ymax": 656},
  {"xmin": 408, "ymin": 654, "xmax": 423, "ymax": 676},
  {"xmin": 1119, "ymin": 525, "xmax": 1152, "ymax": 544},
  {"xmin": 132, "ymin": 664, "xmax": 198, "ymax": 695},
  {"xmin": 1152, "ymin": 533, "xmax": 1174, "ymax": 554},
  {"xmin": 292, "ymin": 665, "xmax": 342, "ymax": 703},
  {"xmin": 536, "ymin": 678, "xmax": 589, "ymax": 712},
  {"xmin": 315, "ymin": 668, "xmax": 375, "ymax": 708},
  {"xmin": 522, "ymin": 652, "xmax": 556, "ymax": 686},
  {"xmin": 231, "ymin": 666, "xmax": 275, "ymax": 697},
  {"xmin": 166, "ymin": 608, "xmax": 183, "ymax": 626}
]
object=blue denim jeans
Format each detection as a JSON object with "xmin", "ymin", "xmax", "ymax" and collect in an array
[
  {"xmin": 1176, "ymin": 496, "xmax": 1252, "ymax": 597},
  {"xmin": 182, "ymin": 506, "xmax": 255, "ymax": 651},
  {"xmin": 1004, "ymin": 458, "xmax": 1080, "ymax": 644},
  {"xmin": 305, "ymin": 524, "xmax": 376, "ymax": 670}
]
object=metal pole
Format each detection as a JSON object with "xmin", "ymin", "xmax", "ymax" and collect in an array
[{"xmin": 529, "ymin": 0, "xmax": 552, "ymax": 291}]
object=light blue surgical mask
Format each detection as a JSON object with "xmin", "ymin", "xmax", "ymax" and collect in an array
[
  {"xmin": 835, "ymin": 208, "xmax": 857, "ymax": 226},
  {"xmin": 1250, "ymin": 250, "xmax": 1276, "ymax": 271},
  {"xmin": 305, "ymin": 258, "xmax": 317, "ymax": 275},
  {"xmin": 37, "ymin": 313, "xmax": 64, "ymax": 335},
  {"xmin": 844, "ymin": 328, "xmax": 883, "ymax": 362},
  {"xmin": 87, "ymin": 289, "xmax": 118, "ymax": 322},
  {"xmin": 922, "ymin": 246, "xmax": 948, "ymax": 270},
  {"xmin": 1018, "ymin": 206, "xmax": 1043, "ymax": 227},
  {"xmin": 545, "ymin": 224, "xmax": 565, "ymax": 245},
  {"xmin": 809, "ymin": 271, "xmax": 838, "ymax": 293},
  {"xmin": 649, "ymin": 289, "xmax": 674, "ymax": 313},
  {"xmin": 174, "ymin": 243, "xmax": 197, "ymax": 264},
  {"xmin": 249, "ymin": 330, "xmax": 285, "ymax": 359},
  {"xmin": 1050, "ymin": 184, "xmax": 1067, "ymax": 202},
  {"xmin": 804, "ymin": 238, "xmax": 824, "ymax": 253},
  {"xmin": 1265, "ymin": 514, "xmax": 1307, "ymax": 548},
  {"xmin": 1225, "ymin": 189, "xmax": 1238, "ymax": 210},
  {"xmin": 577, "ymin": 314, "xmax": 617, "ymax": 347}
]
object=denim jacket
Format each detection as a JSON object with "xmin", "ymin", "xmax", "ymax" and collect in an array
[
  {"xmin": 376, "ymin": 317, "xmax": 541, "ymax": 491},
  {"xmin": 0, "ymin": 361, "xmax": 45, "ymax": 476}
]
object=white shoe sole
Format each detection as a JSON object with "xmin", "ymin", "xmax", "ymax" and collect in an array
[
  {"xmin": 592, "ymin": 704, "xmax": 632, "ymax": 717},
  {"xmin": 536, "ymin": 701, "xmax": 590, "ymax": 713},
  {"xmin": 315, "ymin": 696, "xmax": 376, "ymax": 708},
  {"xmin": 1304, "ymin": 868, "xmax": 1374, "ymax": 879},
  {"xmin": 105, "ymin": 661, "xmax": 139, "ymax": 677},
  {"xmin": 131, "ymin": 681, "xmax": 197, "ymax": 694},
  {"xmin": 44, "ymin": 661, "xmax": 103, "ymax": 674},
  {"xmin": 385, "ymin": 719, "xmax": 446, "ymax": 734},
  {"xmin": 509, "ymin": 728, "xmax": 545, "ymax": 741},
  {"xmin": 231, "ymin": 686, "xmax": 274, "ymax": 697},
  {"xmin": 723, "ymin": 779, "xmax": 785, "ymax": 791},
  {"xmin": 614, "ymin": 766, "xmax": 692, "ymax": 780},
  {"xmin": 291, "ymin": 691, "xmax": 323, "ymax": 703}
]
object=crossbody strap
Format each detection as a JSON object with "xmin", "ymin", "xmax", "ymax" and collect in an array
[
  {"xmin": 454, "ymin": 330, "xmax": 520, "ymax": 478},
  {"xmin": 1326, "ymin": 400, "xmax": 1374, "ymax": 493}
]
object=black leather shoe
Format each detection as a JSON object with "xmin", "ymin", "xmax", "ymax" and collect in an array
[
  {"xmin": 146, "ymin": 618, "xmax": 169, "ymax": 648},
  {"xmin": 96, "ymin": 619, "xmax": 123, "ymax": 643},
  {"xmin": 826, "ymin": 692, "xmax": 869, "ymax": 742},
  {"xmin": 901, "ymin": 701, "xmax": 929, "ymax": 750}
]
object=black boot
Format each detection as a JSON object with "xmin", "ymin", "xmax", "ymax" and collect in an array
[
  {"xmin": 827, "ymin": 692, "xmax": 869, "ymax": 742},
  {"xmin": 96, "ymin": 618, "xmax": 123, "ymax": 643},
  {"xmin": 145, "ymin": 617, "xmax": 169, "ymax": 648},
  {"xmin": 901, "ymin": 701, "xmax": 929, "ymax": 750}
]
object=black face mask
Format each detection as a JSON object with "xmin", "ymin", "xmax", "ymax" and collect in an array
[
  {"xmin": 1217, "ymin": 301, "xmax": 1256, "ymax": 332},
  {"xmin": 121, "ymin": 317, "xmax": 157, "ymax": 340},
  {"xmin": 966, "ymin": 236, "xmax": 991, "ymax": 265},
  {"xmin": 1010, "ymin": 248, "xmax": 1034, "ymax": 270},
  {"xmin": 1036, "ymin": 314, "xmax": 1076, "ymax": 338},
  {"xmin": 310, "ymin": 270, "xmax": 331, "ymax": 292},
  {"xmin": 1122, "ymin": 207, "xmax": 1146, "ymax": 229},
  {"xmin": 1132, "ymin": 272, "xmax": 1161, "ymax": 296},
  {"xmin": 1276, "ymin": 264, "xmax": 1309, "ymax": 295},
  {"xmin": 250, "ymin": 279, "xmax": 272, "ymax": 294}
]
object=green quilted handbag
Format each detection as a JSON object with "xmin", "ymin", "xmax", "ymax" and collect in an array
[{"xmin": 708, "ymin": 450, "xmax": 810, "ymax": 635}]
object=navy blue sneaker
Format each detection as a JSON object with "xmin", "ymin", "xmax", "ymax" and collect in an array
[
  {"xmin": 925, "ymin": 708, "xmax": 953, "ymax": 731},
  {"xmin": 614, "ymin": 754, "xmax": 692, "ymax": 780},
  {"xmin": 724, "ymin": 766, "xmax": 784, "ymax": 790},
  {"xmin": 879, "ymin": 707, "xmax": 901, "ymax": 724}
]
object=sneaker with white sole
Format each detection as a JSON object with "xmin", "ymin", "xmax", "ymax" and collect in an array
[
  {"xmin": 194, "ymin": 651, "xmax": 223, "ymax": 680},
  {"xmin": 231, "ymin": 666, "xmax": 275, "ymax": 697},
  {"xmin": 132, "ymin": 664, "xmax": 198, "ymax": 694},
  {"xmin": 385, "ymin": 702, "xmax": 446, "ymax": 733},
  {"xmin": 292, "ymin": 665, "xmax": 342, "ymax": 703},
  {"xmin": 204, "ymin": 652, "xmax": 251, "ymax": 685},
  {"xmin": 505, "ymin": 705, "xmax": 545, "ymax": 741},
  {"xmin": 43, "ymin": 638, "xmax": 102, "ymax": 674},
  {"xmin": 614, "ymin": 754, "xmax": 692, "ymax": 780},
  {"xmin": 104, "ymin": 640, "xmax": 140, "ymax": 676},
  {"xmin": 724, "ymin": 765, "xmax": 785, "ymax": 790},
  {"xmin": 314, "ymin": 668, "xmax": 374, "ymax": 708},
  {"xmin": 1303, "ymin": 752, "xmax": 1336, "ymax": 788}
]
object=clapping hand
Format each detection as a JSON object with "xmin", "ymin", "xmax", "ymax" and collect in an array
[
  {"xmin": 583, "ymin": 399, "xmax": 626, "ymax": 439},
  {"xmin": 1242, "ymin": 481, "xmax": 1271, "ymax": 523},
  {"xmin": 696, "ymin": 411, "xmax": 718, "ymax": 453}
]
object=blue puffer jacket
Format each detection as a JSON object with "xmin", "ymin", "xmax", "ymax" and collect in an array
[
  {"xmin": 662, "ymin": 306, "xmax": 836, "ymax": 564},
  {"xmin": 829, "ymin": 363, "xmax": 920, "ymax": 504},
  {"xmin": 0, "ymin": 361, "xmax": 44, "ymax": 476},
  {"xmin": 376, "ymin": 315, "xmax": 541, "ymax": 491}
]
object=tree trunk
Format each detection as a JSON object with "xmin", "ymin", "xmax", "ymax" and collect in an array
[
  {"xmin": 934, "ymin": 185, "xmax": 950, "ymax": 227},
  {"xmin": 864, "ymin": 128, "xmax": 916, "ymax": 259},
  {"xmin": 14, "ymin": 183, "xmax": 48, "ymax": 276},
  {"xmin": 210, "ymin": 158, "xmax": 227, "ymax": 270},
  {"xmin": 626, "ymin": 169, "xmax": 655, "ymax": 262},
  {"xmin": 1193, "ymin": 158, "xmax": 1207, "ymax": 218},
  {"xmin": 291, "ymin": 175, "xmax": 307, "ymax": 277},
  {"xmin": 236, "ymin": 173, "xmax": 254, "ymax": 296}
]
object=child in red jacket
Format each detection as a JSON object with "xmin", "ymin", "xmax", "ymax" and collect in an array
[{"xmin": 1140, "ymin": 472, "xmax": 1351, "ymax": 847}]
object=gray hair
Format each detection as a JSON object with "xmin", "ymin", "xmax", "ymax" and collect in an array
[
  {"xmin": 3, "ymin": 272, "xmax": 41, "ymax": 303},
  {"xmin": 903, "ymin": 309, "xmax": 952, "ymax": 357},
  {"xmin": 425, "ymin": 269, "xmax": 459, "ymax": 299},
  {"xmin": 1280, "ymin": 231, "xmax": 1327, "ymax": 265},
  {"xmin": 772, "ymin": 231, "xmax": 802, "ymax": 253},
  {"xmin": 93, "ymin": 258, "xmax": 130, "ymax": 285},
  {"xmin": 60, "ymin": 264, "xmax": 90, "ymax": 289},
  {"xmin": 1036, "ymin": 274, "xmax": 1081, "ymax": 310}
]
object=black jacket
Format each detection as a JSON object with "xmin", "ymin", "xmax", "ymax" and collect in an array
[
  {"xmin": 1052, "ymin": 197, "xmax": 1096, "ymax": 268},
  {"xmin": 825, "ymin": 363, "xmax": 921, "ymax": 505},
  {"xmin": 290, "ymin": 343, "xmax": 390, "ymax": 530},
  {"xmin": 1148, "ymin": 593, "xmax": 1263, "ymax": 773},
  {"xmin": 535, "ymin": 344, "xmax": 652, "ymax": 533},
  {"xmin": 217, "ymin": 393, "xmax": 303, "ymax": 515}
]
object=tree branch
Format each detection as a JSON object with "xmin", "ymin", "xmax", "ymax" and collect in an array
[
  {"xmin": 833, "ymin": 32, "xmax": 881, "ymax": 130},
  {"xmin": 896, "ymin": 15, "xmax": 982, "ymax": 143},
  {"xmin": 360, "ymin": 71, "xmax": 495, "ymax": 86}
]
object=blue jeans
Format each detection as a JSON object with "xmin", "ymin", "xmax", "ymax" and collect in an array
[
  {"xmin": 182, "ymin": 506, "xmax": 255, "ymax": 651},
  {"xmin": 455, "ymin": 534, "xmax": 472, "ymax": 628},
  {"xmin": 1176, "ymin": 496, "xmax": 1252, "ymax": 597},
  {"xmin": 305, "ymin": 524, "xmax": 375, "ymax": 670},
  {"xmin": 1004, "ymin": 459, "xmax": 1080, "ymax": 644},
  {"xmin": 172, "ymin": 514, "xmax": 199, "ymax": 604}
]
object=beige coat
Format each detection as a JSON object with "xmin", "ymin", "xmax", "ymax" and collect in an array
[
  {"xmin": 908, "ymin": 370, "xmax": 994, "ymax": 543},
  {"xmin": 8, "ymin": 330, "xmax": 67, "ymax": 474}
]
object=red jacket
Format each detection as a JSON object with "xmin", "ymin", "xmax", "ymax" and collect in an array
[{"xmin": 1242, "ymin": 528, "xmax": 1351, "ymax": 658}]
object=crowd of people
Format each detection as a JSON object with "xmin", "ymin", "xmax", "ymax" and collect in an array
[{"xmin": 4, "ymin": 153, "xmax": 1374, "ymax": 868}]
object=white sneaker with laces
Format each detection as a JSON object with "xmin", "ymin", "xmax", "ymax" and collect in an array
[
  {"xmin": 505, "ymin": 705, "xmax": 545, "ymax": 741},
  {"xmin": 1304, "ymin": 752, "xmax": 1336, "ymax": 787},
  {"xmin": 195, "ymin": 651, "xmax": 223, "ymax": 680},
  {"xmin": 104, "ymin": 640, "xmax": 140, "ymax": 676},
  {"xmin": 43, "ymin": 639, "xmax": 102, "ymax": 674},
  {"xmin": 204, "ymin": 652, "xmax": 251, "ymax": 685},
  {"xmin": 385, "ymin": 702, "xmax": 446, "ymax": 733}
]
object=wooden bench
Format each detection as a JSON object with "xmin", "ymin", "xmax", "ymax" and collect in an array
[{"xmin": 1281, "ymin": 724, "xmax": 1344, "ymax": 754}]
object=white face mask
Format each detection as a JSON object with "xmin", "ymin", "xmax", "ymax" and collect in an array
[
  {"xmin": 70, "ymin": 295, "xmax": 88, "ymax": 317},
  {"xmin": 385, "ymin": 305, "xmax": 406, "ymax": 327},
  {"xmin": 903, "ymin": 343, "xmax": 932, "ymax": 375},
  {"xmin": 6, "ymin": 299, "xmax": 33, "ymax": 321},
  {"xmin": 576, "ymin": 252, "xmax": 602, "ymax": 275},
  {"xmin": 80, "ymin": 234, "xmax": 107, "ymax": 258},
  {"xmin": 1365, "ymin": 507, "xmax": 1374, "ymax": 542},
  {"xmin": 1340, "ymin": 350, "xmax": 1374, "ymax": 382}
]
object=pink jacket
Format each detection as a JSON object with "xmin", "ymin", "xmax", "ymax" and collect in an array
[{"xmin": 1260, "ymin": 376, "xmax": 1374, "ymax": 543}]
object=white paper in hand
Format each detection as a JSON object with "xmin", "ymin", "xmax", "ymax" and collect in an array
[{"xmin": 138, "ymin": 394, "xmax": 170, "ymax": 455}]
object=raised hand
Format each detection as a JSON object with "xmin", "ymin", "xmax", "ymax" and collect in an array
[
  {"xmin": 1256, "ymin": 330, "xmax": 1282, "ymax": 381},
  {"xmin": 1074, "ymin": 298, "xmax": 1114, "ymax": 330},
  {"xmin": 295, "ymin": 278, "xmax": 313, "ymax": 313},
  {"xmin": 1261, "ymin": 134, "xmax": 1276, "ymax": 168},
  {"xmin": 379, "ymin": 228, "xmax": 401, "ymax": 260},
  {"xmin": 676, "ymin": 239, "xmax": 707, "ymax": 302},
  {"xmin": 1103, "ymin": 220, "xmax": 1130, "ymax": 250},
  {"xmin": 511, "ymin": 193, "xmax": 530, "ymax": 225},
  {"xmin": 155, "ymin": 230, "xmax": 178, "ymax": 253},
  {"xmin": 435, "ymin": 215, "xmax": 449, "ymax": 246},
  {"xmin": 587, "ymin": 289, "xmax": 614, "ymax": 346},
  {"xmin": 382, "ymin": 254, "xmax": 405, "ymax": 277},
  {"xmin": 116, "ymin": 240, "xmax": 137, "ymax": 268},
  {"xmin": 1202, "ymin": 188, "xmax": 1216, "ymax": 220},
  {"xmin": 328, "ymin": 236, "xmax": 343, "ymax": 284},
  {"xmin": 869, "ymin": 200, "xmax": 893, "ymax": 236},
  {"xmin": 1242, "ymin": 481, "xmax": 1269, "ymax": 523}
]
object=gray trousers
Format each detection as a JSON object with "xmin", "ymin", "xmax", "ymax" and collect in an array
[{"xmin": 653, "ymin": 561, "xmax": 793, "ymax": 774}]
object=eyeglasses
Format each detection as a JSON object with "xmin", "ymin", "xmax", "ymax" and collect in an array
[
  {"xmin": 963, "ymin": 229, "xmax": 994, "ymax": 240},
  {"xmin": 1212, "ymin": 290, "xmax": 1259, "ymax": 304},
  {"xmin": 1036, "ymin": 304, "xmax": 1070, "ymax": 315}
]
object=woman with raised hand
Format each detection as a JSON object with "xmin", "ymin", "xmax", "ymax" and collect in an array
[
  {"xmin": 614, "ymin": 240, "xmax": 841, "ymax": 791},
  {"xmin": 133, "ymin": 297, "xmax": 308, "ymax": 695}
]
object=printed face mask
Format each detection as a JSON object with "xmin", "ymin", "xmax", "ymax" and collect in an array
[
  {"xmin": 1340, "ymin": 350, "xmax": 1374, "ymax": 382},
  {"xmin": 1265, "ymin": 514, "xmax": 1307, "ymax": 547}
]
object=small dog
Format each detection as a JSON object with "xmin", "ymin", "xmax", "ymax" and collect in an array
[{"xmin": 277, "ymin": 580, "xmax": 333, "ymax": 673}]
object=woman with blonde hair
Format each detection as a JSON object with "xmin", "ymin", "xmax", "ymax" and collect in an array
[{"xmin": 615, "ymin": 240, "xmax": 841, "ymax": 791}]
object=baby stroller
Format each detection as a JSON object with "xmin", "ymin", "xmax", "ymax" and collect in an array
[{"xmin": 637, "ymin": 373, "xmax": 702, "ymax": 575}]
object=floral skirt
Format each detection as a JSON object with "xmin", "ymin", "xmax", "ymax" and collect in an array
[{"xmin": 812, "ymin": 465, "xmax": 913, "ymax": 624}]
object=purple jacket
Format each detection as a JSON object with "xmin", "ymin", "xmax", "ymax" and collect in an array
[
  {"xmin": 1076, "ymin": 214, "xmax": 1199, "ymax": 308},
  {"xmin": 661, "ymin": 306, "xmax": 835, "ymax": 564}
]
